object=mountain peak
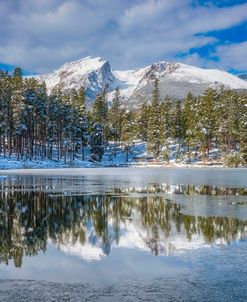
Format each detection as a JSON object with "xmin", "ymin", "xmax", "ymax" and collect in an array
[
  {"xmin": 40, "ymin": 56, "xmax": 114, "ymax": 98},
  {"xmin": 37, "ymin": 56, "xmax": 247, "ymax": 106},
  {"xmin": 60, "ymin": 56, "xmax": 108, "ymax": 73}
]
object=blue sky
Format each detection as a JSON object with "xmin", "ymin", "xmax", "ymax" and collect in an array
[{"xmin": 0, "ymin": 0, "xmax": 246, "ymax": 74}]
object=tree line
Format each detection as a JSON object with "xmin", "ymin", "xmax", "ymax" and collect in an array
[
  {"xmin": 0, "ymin": 67, "xmax": 246, "ymax": 166},
  {"xmin": 146, "ymin": 78, "xmax": 247, "ymax": 166}
]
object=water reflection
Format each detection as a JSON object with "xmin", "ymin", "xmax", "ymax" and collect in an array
[
  {"xmin": 0, "ymin": 176, "xmax": 246, "ymax": 195},
  {"xmin": 1, "ymin": 184, "xmax": 247, "ymax": 268},
  {"xmin": 114, "ymin": 184, "xmax": 247, "ymax": 196}
]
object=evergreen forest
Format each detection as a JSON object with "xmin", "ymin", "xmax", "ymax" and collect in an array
[{"xmin": 0, "ymin": 68, "xmax": 246, "ymax": 167}]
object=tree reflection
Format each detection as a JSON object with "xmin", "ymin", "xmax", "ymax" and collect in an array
[
  {"xmin": 0, "ymin": 183, "xmax": 247, "ymax": 267},
  {"xmin": 117, "ymin": 183, "xmax": 247, "ymax": 196}
]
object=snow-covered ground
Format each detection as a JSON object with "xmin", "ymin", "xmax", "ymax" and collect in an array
[
  {"xmin": 0, "ymin": 142, "xmax": 141, "ymax": 169},
  {"xmin": 0, "ymin": 141, "xmax": 237, "ymax": 170}
]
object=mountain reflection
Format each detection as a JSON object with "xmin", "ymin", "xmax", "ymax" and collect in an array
[{"xmin": 0, "ymin": 185, "xmax": 247, "ymax": 267}]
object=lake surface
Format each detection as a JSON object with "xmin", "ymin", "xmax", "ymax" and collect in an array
[{"xmin": 0, "ymin": 167, "xmax": 247, "ymax": 301}]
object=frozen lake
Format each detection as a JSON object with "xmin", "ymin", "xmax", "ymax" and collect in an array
[{"xmin": 0, "ymin": 168, "xmax": 247, "ymax": 301}]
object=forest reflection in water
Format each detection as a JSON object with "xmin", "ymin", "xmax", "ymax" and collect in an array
[{"xmin": 1, "ymin": 178, "xmax": 247, "ymax": 268}]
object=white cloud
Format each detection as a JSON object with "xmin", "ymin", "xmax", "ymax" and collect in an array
[
  {"xmin": 0, "ymin": 0, "xmax": 246, "ymax": 72},
  {"xmin": 214, "ymin": 42, "xmax": 247, "ymax": 71}
]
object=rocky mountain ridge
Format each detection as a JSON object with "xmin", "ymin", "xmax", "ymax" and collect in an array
[{"xmin": 36, "ymin": 56, "xmax": 247, "ymax": 106}]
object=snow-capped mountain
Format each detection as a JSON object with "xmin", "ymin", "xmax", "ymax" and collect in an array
[
  {"xmin": 39, "ymin": 56, "xmax": 115, "ymax": 99},
  {"xmin": 37, "ymin": 56, "xmax": 247, "ymax": 106}
]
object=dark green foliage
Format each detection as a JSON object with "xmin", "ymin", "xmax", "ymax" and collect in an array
[
  {"xmin": 183, "ymin": 92, "xmax": 197, "ymax": 161},
  {"xmin": 147, "ymin": 78, "xmax": 162, "ymax": 159},
  {"xmin": 239, "ymin": 95, "xmax": 247, "ymax": 164},
  {"xmin": 172, "ymin": 100, "xmax": 184, "ymax": 153},
  {"xmin": 0, "ymin": 67, "xmax": 246, "ymax": 166},
  {"xmin": 121, "ymin": 110, "xmax": 138, "ymax": 162},
  {"xmin": 138, "ymin": 103, "xmax": 149, "ymax": 141},
  {"xmin": 90, "ymin": 122, "xmax": 104, "ymax": 162},
  {"xmin": 92, "ymin": 90, "xmax": 109, "ymax": 149},
  {"xmin": 108, "ymin": 87, "xmax": 122, "ymax": 156}
]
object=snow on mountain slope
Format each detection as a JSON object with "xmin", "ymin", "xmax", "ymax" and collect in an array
[
  {"xmin": 111, "ymin": 62, "xmax": 182, "ymax": 101},
  {"xmin": 39, "ymin": 56, "xmax": 115, "ymax": 100},
  {"xmin": 37, "ymin": 56, "xmax": 247, "ymax": 106},
  {"xmin": 117, "ymin": 62, "xmax": 247, "ymax": 106},
  {"xmin": 169, "ymin": 63, "xmax": 247, "ymax": 89},
  {"xmin": 112, "ymin": 66, "xmax": 150, "ymax": 98}
]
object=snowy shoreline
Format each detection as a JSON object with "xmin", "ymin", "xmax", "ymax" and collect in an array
[
  {"xmin": 1, "ymin": 142, "xmax": 246, "ymax": 171},
  {"xmin": 0, "ymin": 162, "xmax": 245, "ymax": 175}
]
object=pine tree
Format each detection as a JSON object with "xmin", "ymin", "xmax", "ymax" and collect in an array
[
  {"xmin": 0, "ymin": 71, "xmax": 12, "ymax": 157},
  {"xmin": 108, "ymin": 87, "xmax": 122, "ymax": 156},
  {"xmin": 90, "ymin": 122, "xmax": 104, "ymax": 162},
  {"xmin": 183, "ymin": 92, "xmax": 197, "ymax": 162},
  {"xmin": 11, "ymin": 67, "xmax": 24, "ymax": 157},
  {"xmin": 47, "ymin": 88, "xmax": 63, "ymax": 160},
  {"xmin": 121, "ymin": 110, "xmax": 138, "ymax": 162},
  {"xmin": 160, "ymin": 96, "xmax": 172, "ymax": 161},
  {"xmin": 147, "ymin": 78, "xmax": 162, "ymax": 160},
  {"xmin": 33, "ymin": 81, "xmax": 47, "ymax": 160},
  {"xmin": 172, "ymin": 100, "xmax": 184, "ymax": 155},
  {"xmin": 21, "ymin": 78, "xmax": 40, "ymax": 159},
  {"xmin": 76, "ymin": 87, "xmax": 87, "ymax": 160},
  {"xmin": 68, "ymin": 89, "xmax": 86, "ymax": 161},
  {"xmin": 239, "ymin": 94, "xmax": 247, "ymax": 164},
  {"xmin": 198, "ymin": 88, "xmax": 218, "ymax": 161},
  {"xmin": 101, "ymin": 85, "xmax": 109, "ymax": 147},
  {"xmin": 226, "ymin": 91, "xmax": 241, "ymax": 153},
  {"xmin": 92, "ymin": 93, "xmax": 107, "ymax": 124},
  {"xmin": 138, "ymin": 102, "xmax": 150, "ymax": 142}
]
